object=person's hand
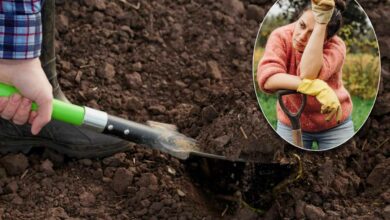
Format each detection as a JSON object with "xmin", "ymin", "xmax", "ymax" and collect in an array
[
  {"xmin": 297, "ymin": 78, "xmax": 342, "ymax": 123},
  {"xmin": 0, "ymin": 58, "xmax": 53, "ymax": 135},
  {"xmin": 312, "ymin": 0, "xmax": 335, "ymax": 24}
]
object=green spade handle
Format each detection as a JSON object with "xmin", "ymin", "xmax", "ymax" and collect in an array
[{"xmin": 0, "ymin": 83, "xmax": 85, "ymax": 126}]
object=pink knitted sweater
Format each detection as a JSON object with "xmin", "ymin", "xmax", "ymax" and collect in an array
[{"xmin": 257, "ymin": 22, "xmax": 352, "ymax": 132}]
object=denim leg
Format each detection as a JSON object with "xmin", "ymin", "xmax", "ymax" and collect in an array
[
  {"xmin": 276, "ymin": 121, "xmax": 294, "ymax": 144},
  {"xmin": 276, "ymin": 121, "xmax": 313, "ymax": 149},
  {"xmin": 277, "ymin": 119, "xmax": 354, "ymax": 150},
  {"xmin": 315, "ymin": 118, "xmax": 355, "ymax": 150},
  {"xmin": 302, "ymin": 132, "xmax": 315, "ymax": 149}
]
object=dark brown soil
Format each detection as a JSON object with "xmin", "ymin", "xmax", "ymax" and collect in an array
[{"xmin": 0, "ymin": 0, "xmax": 389, "ymax": 219}]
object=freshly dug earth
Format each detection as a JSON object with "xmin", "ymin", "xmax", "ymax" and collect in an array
[{"xmin": 0, "ymin": 0, "xmax": 388, "ymax": 219}]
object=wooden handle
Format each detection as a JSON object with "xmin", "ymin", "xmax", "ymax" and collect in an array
[{"xmin": 292, "ymin": 129, "xmax": 303, "ymax": 148}]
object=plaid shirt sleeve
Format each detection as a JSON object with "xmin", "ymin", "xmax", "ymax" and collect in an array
[{"xmin": 0, "ymin": 0, "xmax": 43, "ymax": 59}]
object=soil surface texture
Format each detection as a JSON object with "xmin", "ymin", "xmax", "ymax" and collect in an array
[{"xmin": 0, "ymin": 0, "xmax": 389, "ymax": 219}]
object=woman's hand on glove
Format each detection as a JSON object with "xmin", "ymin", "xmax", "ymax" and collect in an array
[
  {"xmin": 312, "ymin": 0, "xmax": 335, "ymax": 24},
  {"xmin": 297, "ymin": 78, "xmax": 342, "ymax": 123}
]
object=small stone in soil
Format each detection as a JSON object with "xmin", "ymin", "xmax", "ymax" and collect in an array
[
  {"xmin": 5, "ymin": 181, "xmax": 18, "ymax": 194},
  {"xmin": 79, "ymin": 191, "xmax": 96, "ymax": 207},
  {"xmin": 132, "ymin": 62, "xmax": 143, "ymax": 72},
  {"xmin": 326, "ymin": 210, "xmax": 341, "ymax": 217},
  {"xmin": 212, "ymin": 135, "xmax": 231, "ymax": 150},
  {"xmin": 126, "ymin": 96, "xmax": 144, "ymax": 111},
  {"xmin": 167, "ymin": 166, "xmax": 176, "ymax": 175},
  {"xmin": 366, "ymin": 159, "xmax": 390, "ymax": 187},
  {"xmin": 137, "ymin": 173, "xmax": 158, "ymax": 187},
  {"xmin": 97, "ymin": 63, "xmax": 116, "ymax": 79},
  {"xmin": 125, "ymin": 72, "xmax": 143, "ymax": 88},
  {"xmin": 246, "ymin": 4, "xmax": 265, "ymax": 21},
  {"xmin": 221, "ymin": 0, "xmax": 245, "ymax": 16},
  {"xmin": 148, "ymin": 105, "xmax": 167, "ymax": 115},
  {"xmin": 141, "ymin": 199, "xmax": 151, "ymax": 208},
  {"xmin": 295, "ymin": 200, "xmax": 305, "ymax": 219},
  {"xmin": 48, "ymin": 207, "xmax": 69, "ymax": 219},
  {"xmin": 11, "ymin": 195, "xmax": 23, "ymax": 205},
  {"xmin": 207, "ymin": 60, "xmax": 222, "ymax": 80},
  {"xmin": 104, "ymin": 167, "xmax": 116, "ymax": 178},
  {"xmin": 0, "ymin": 154, "xmax": 29, "ymax": 176},
  {"xmin": 102, "ymin": 153, "xmax": 127, "ymax": 167},
  {"xmin": 150, "ymin": 202, "xmax": 163, "ymax": 213},
  {"xmin": 95, "ymin": 0, "xmax": 106, "ymax": 10},
  {"xmin": 201, "ymin": 105, "xmax": 218, "ymax": 122},
  {"xmin": 381, "ymin": 191, "xmax": 390, "ymax": 203},
  {"xmin": 177, "ymin": 189, "xmax": 186, "ymax": 197},
  {"xmin": 56, "ymin": 14, "xmax": 69, "ymax": 33},
  {"xmin": 111, "ymin": 167, "xmax": 133, "ymax": 194},
  {"xmin": 304, "ymin": 204, "xmax": 326, "ymax": 220},
  {"xmin": 60, "ymin": 61, "xmax": 71, "ymax": 72},
  {"xmin": 383, "ymin": 205, "xmax": 390, "ymax": 220},
  {"xmin": 40, "ymin": 159, "xmax": 55, "ymax": 175},
  {"xmin": 78, "ymin": 159, "xmax": 93, "ymax": 166}
]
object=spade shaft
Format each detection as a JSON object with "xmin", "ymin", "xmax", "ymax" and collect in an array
[{"xmin": 0, "ymin": 83, "xmax": 207, "ymax": 160}]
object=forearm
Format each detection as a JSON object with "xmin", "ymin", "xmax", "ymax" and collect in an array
[
  {"xmin": 0, "ymin": 58, "xmax": 41, "ymax": 84},
  {"xmin": 263, "ymin": 73, "xmax": 302, "ymax": 91},
  {"xmin": 0, "ymin": 70, "xmax": 12, "ymax": 84},
  {"xmin": 299, "ymin": 23, "xmax": 327, "ymax": 79}
]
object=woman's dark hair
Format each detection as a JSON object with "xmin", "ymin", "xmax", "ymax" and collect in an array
[
  {"xmin": 326, "ymin": 0, "xmax": 346, "ymax": 39},
  {"xmin": 303, "ymin": 0, "xmax": 346, "ymax": 39}
]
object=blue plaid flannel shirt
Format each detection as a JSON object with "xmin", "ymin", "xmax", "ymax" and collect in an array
[{"xmin": 0, "ymin": 0, "xmax": 42, "ymax": 59}]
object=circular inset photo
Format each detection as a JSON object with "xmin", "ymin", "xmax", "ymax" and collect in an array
[{"xmin": 253, "ymin": 0, "xmax": 380, "ymax": 151}]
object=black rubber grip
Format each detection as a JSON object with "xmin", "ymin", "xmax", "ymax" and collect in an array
[{"xmin": 276, "ymin": 90, "xmax": 307, "ymax": 130}]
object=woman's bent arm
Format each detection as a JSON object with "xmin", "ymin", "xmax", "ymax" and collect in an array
[
  {"xmin": 263, "ymin": 73, "xmax": 302, "ymax": 91},
  {"xmin": 299, "ymin": 23, "xmax": 327, "ymax": 79}
]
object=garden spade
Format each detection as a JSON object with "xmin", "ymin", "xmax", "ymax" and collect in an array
[
  {"xmin": 277, "ymin": 90, "xmax": 307, "ymax": 148},
  {"xmin": 0, "ymin": 82, "xmax": 239, "ymax": 161},
  {"xmin": 0, "ymin": 83, "xmax": 300, "ymax": 207}
]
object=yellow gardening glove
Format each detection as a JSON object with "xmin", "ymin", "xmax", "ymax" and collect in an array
[
  {"xmin": 312, "ymin": 0, "xmax": 335, "ymax": 24},
  {"xmin": 297, "ymin": 79, "xmax": 342, "ymax": 123}
]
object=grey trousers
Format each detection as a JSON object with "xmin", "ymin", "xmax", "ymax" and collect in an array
[{"xmin": 276, "ymin": 117, "xmax": 355, "ymax": 150}]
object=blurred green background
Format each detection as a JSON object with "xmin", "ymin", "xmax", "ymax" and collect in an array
[{"xmin": 253, "ymin": 0, "xmax": 380, "ymax": 135}]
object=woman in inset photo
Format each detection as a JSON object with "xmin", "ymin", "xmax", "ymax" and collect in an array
[{"xmin": 255, "ymin": 0, "xmax": 380, "ymax": 150}]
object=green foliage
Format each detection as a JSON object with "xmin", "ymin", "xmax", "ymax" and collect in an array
[
  {"xmin": 256, "ymin": 14, "xmax": 288, "ymax": 48},
  {"xmin": 256, "ymin": 90, "xmax": 277, "ymax": 129},
  {"xmin": 338, "ymin": 24, "xmax": 378, "ymax": 54},
  {"xmin": 311, "ymin": 141, "xmax": 319, "ymax": 150},
  {"xmin": 342, "ymin": 53, "xmax": 380, "ymax": 99},
  {"xmin": 351, "ymin": 96, "xmax": 375, "ymax": 132}
]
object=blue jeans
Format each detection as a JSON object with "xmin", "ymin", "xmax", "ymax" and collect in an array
[{"xmin": 276, "ymin": 117, "xmax": 354, "ymax": 150}]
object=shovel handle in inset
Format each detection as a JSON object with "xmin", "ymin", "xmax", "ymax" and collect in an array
[
  {"xmin": 292, "ymin": 129, "xmax": 303, "ymax": 148},
  {"xmin": 276, "ymin": 90, "xmax": 307, "ymax": 147}
]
